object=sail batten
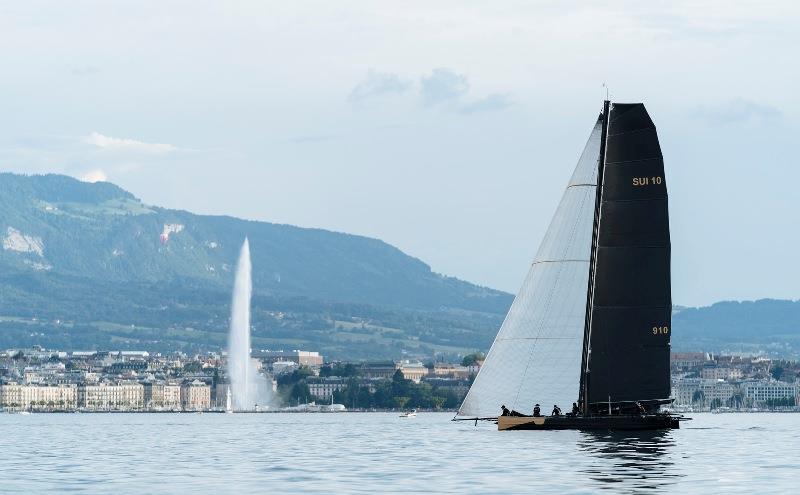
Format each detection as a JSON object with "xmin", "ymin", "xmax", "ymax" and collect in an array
[{"xmin": 458, "ymin": 115, "xmax": 603, "ymax": 418}]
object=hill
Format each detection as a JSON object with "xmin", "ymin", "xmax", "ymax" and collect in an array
[
  {"xmin": 672, "ymin": 299, "xmax": 800, "ymax": 358},
  {"xmin": 0, "ymin": 173, "xmax": 512, "ymax": 358}
]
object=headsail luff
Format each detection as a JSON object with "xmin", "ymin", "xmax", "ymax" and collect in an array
[
  {"xmin": 583, "ymin": 103, "xmax": 672, "ymax": 410},
  {"xmin": 457, "ymin": 115, "xmax": 603, "ymax": 418}
]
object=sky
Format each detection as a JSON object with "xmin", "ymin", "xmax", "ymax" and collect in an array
[{"xmin": 1, "ymin": 1, "xmax": 798, "ymax": 307}]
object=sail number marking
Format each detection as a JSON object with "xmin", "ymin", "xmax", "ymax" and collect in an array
[
  {"xmin": 652, "ymin": 326, "xmax": 669, "ymax": 335},
  {"xmin": 632, "ymin": 176, "xmax": 663, "ymax": 186}
]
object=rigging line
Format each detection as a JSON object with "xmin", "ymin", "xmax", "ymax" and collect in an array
[
  {"xmin": 590, "ymin": 304, "xmax": 671, "ymax": 310},
  {"xmin": 566, "ymin": 183, "xmax": 596, "ymax": 188},
  {"xmin": 592, "ymin": 245, "xmax": 669, "ymax": 250},
  {"xmin": 530, "ymin": 259, "xmax": 589, "ymax": 266},
  {"xmin": 601, "ymin": 198, "xmax": 668, "ymax": 205},
  {"xmin": 605, "ymin": 156, "xmax": 662, "ymax": 165},
  {"xmin": 604, "ymin": 157, "xmax": 662, "ymax": 165},
  {"xmin": 606, "ymin": 127, "xmax": 655, "ymax": 138}
]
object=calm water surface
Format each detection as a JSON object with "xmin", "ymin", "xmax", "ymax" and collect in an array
[{"xmin": 0, "ymin": 412, "xmax": 797, "ymax": 494}]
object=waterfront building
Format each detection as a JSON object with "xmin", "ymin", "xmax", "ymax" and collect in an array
[
  {"xmin": 143, "ymin": 381, "xmax": 181, "ymax": 410},
  {"xmin": 0, "ymin": 384, "xmax": 77, "ymax": 410},
  {"xmin": 671, "ymin": 378, "xmax": 737, "ymax": 407},
  {"xmin": 78, "ymin": 382, "xmax": 145, "ymax": 410},
  {"xmin": 307, "ymin": 377, "xmax": 347, "ymax": 400},
  {"xmin": 181, "ymin": 380, "xmax": 211, "ymax": 411},
  {"xmin": 743, "ymin": 381, "xmax": 797, "ymax": 406}
]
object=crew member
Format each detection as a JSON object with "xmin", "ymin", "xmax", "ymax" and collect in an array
[
  {"xmin": 501, "ymin": 404, "xmax": 511, "ymax": 416},
  {"xmin": 571, "ymin": 402, "xmax": 580, "ymax": 416},
  {"xmin": 551, "ymin": 404, "xmax": 562, "ymax": 416},
  {"xmin": 533, "ymin": 404, "xmax": 541, "ymax": 417}
]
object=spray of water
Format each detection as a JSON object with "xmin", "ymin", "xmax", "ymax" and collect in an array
[{"xmin": 227, "ymin": 238, "xmax": 271, "ymax": 410}]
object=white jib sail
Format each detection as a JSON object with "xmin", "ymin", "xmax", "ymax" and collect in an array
[{"xmin": 458, "ymin": 117, "xmax": 603, "ymax": 418}]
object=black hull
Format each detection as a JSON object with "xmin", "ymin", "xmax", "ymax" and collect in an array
[{"xmin": 498, "ymin": 414, "xmax": 680, "ymax": 431}]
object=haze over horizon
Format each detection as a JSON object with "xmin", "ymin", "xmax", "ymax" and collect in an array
[{"xmin": 2, "ymin": 1, "xmax": 798, "ymax": 307}]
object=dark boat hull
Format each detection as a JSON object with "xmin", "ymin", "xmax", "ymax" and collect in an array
[{"xmin": 497, "ymin": 414, "xmax": 680, "ymax": 431}]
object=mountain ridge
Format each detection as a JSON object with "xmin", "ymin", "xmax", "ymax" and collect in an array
[
  {"xmin": 0, "ymin": 172, "xmax": 512, "ymax": 313},
  {"xmin": 0, "ymin": 172, "xmax": 512, "ymax": 358}
]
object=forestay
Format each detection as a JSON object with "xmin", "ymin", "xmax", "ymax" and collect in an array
[{"xmin": 458, "ymin": 116, "xmax": 603, "ymax": 418}]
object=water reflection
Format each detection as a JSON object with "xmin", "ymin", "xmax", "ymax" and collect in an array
[{"xmin": 578, "ymin": 430, "xmax": 683, "ymax": 491}]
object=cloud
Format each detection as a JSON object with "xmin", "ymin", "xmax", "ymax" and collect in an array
[
  {"xmin": 81, "ymin": 169, "xmax": 108, "ymax": 183},
  {"xmin": 693, "ymin": 99, "xmax": 781, "ymax": 125},
  {"xmin": 459, "ymin": 93, "xmax": 513, "ymax": 115},
  {"xmin": 420, "ymin": 68, "xmax": 469, "ymax": 106},
  {"xmin": 349, "ymin": 70, "xmax": 412, "ymax": 104},
  {"xmin": 85, "ymin": 132, "xmax": 176, "ymax": 153}
]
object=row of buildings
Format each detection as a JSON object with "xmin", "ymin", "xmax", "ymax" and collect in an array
[
  {"xmin": 670, "ymin": 352, "xmax": 799, "ymax": 409},
  {"xmin": 0, "ymin": 380, "xmax": 210, "ymax": 411},
  {"xmin": 0, "ymin": 347, "xmax": 308, "ymax": 411},
  {"xmin": 4, "ymin": 346, "xmax": 798, "ymax": 411}
]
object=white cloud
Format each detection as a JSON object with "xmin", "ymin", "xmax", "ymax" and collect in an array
[
  {"xmin": 459, "ymin": 93, "xmax": 514, "ymax": 115},
  {"xmin": 85, "ymin": 132, "xmax": 176, "ymax": 153},
  {"xmin": 349, "ymin": 70, "xmax": 412, "ymax": 104},
  {"xmin": 81, "ymin": 169, "xmax": 108, "ymax": 183},
  {"xmin": 420, "ymin": 68, "xmax": 469, "ymax": 106}
]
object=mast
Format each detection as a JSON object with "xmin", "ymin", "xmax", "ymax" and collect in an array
[{"xmin": 579, "ymin": 100, "xmax": 609, "ymax": 416}]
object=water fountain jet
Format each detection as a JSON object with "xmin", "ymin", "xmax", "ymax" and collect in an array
[{"xmin": 227, "ymin": 238, "xmax": 271, "ymax": 411}]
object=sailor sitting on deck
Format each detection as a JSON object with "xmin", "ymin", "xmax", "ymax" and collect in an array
[
  {"xmin": 532, "ymin": 404, "xmax": 541, "ymax": 417},
  {"xmin": 501, "ymin": 405, "xmax": 525, "ymax": 416},
  {"xmin": 551, "ymin": 405, "xmax": 562, "ymax": 416},
  {"xmin": 567, "ymin": 402, "xmax": 580, "ymax": 417}
]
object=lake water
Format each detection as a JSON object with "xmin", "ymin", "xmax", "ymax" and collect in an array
[{"xmin": 0, "ymin": 412, "xmax": 796, "ymax": 494}]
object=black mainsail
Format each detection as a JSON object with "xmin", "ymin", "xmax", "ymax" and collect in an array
[
  {"xmin": 458, "ymin": 100, "xmax": 674, "ymax": 426},
  {"xmin": 581, "ymin": 102, "xmax": 672, "ymax": 413}
]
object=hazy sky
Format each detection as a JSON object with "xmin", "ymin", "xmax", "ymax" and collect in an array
[{"xmin": 2, "ymin": 1, "xmax": 798, "ymax": 306}]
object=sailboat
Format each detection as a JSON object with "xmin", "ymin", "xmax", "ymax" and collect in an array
[{"xmin": 457, "ymin": 100, "xmax": 683, "ymax": 430}]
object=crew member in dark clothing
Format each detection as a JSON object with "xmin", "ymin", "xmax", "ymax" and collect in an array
[
  {"xmin": 571, "ymin": 402, "xmax": 580, "ymax": 416},
  {"xmin": 636, "ymin": 401, "xmax": 646, "ymax": 415},
  {"xmin": 533, "ymin": 404, "xmax": 541, "ymax": 417},
  {"xmin": 501, "ymin": 404, "xmax": 511, "ymax": 416},
  {"xmin": 551, "ymin": 405, "xmax": 562, "ymax": 416}
]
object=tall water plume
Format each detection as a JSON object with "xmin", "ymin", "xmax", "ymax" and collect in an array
[{"xmin": 227, "ymin": 238, "xmax": 271, "ymax": 410}]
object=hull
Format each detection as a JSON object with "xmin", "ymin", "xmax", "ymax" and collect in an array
[{"xmin": 497, "ymin": 414, "xmax": 679, "ymax": 431}]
